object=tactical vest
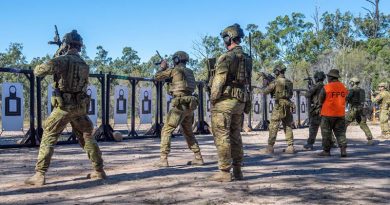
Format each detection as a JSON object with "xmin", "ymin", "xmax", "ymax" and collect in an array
[
  {"xmin": 169, "ymin": 66, "xmax": 196, "ymax": 95},
  {"xmin": 274, "ymin": 76, "xmax": 293, "ymax": 100},
  {"xmin": 348, "ymin": 86, "xmax": 365, "ymax": 106},
  {"xmin": 54, "ymin": 54, "xmax": 89, "ymax": 93},
  {"xmin": 224, "ymin": 47, "xmax": 252, "ymax": 102},
  {"xmin": 320, "ymin": 81, "xmax": 348, "ymax": 117}
]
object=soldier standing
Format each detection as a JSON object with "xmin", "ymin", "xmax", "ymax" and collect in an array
[
  {"xmin": 25, "ymin": 30, "xmax": 106, "ymax": 186},
  {"xmin": 260, "ymin": 63, "xmax": 296, "ymax": 154},
  {"xmin": 318, "ymin": 69, "xmax": 348, "ymax": 157},
  {"xmin": 154, "ymin": 51, "xmax": 204, "ymax": 167},
  {"xmin": 210, "ymin": 24, "xmax": 252, "ymax": 182},
  {"xmin": 345, "ymin": 77, "xmax": 374, "ymax": 145},
  {"xmin": 371, "ymin": 82, "xmax": 390, "ymax": 138},
  {"xmin": 303, "ymin": 71, "xmax": 337, "ymax": 150}
]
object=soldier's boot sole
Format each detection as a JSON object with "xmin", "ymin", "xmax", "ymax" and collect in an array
[
  {"xmin": 233, "ymin": 167, "xmax": 243, "ymax": 181},
  {"xmin": 303, "ymin": 144, "xmax": 314, "ymax": 150},
  {"xmin": 209, "ymin": 171, "xmax": 232, "ymax": 182},
  {"xmin": 260, "ymin": 145, "xmax": 274, "ymax": 154},
  {"xmin": 340, "ymin": 147, "xmax": 347, "ymax": 157},
  {"xmin": 367, "ymin": 139, "xmax": 374, "ymax": 145},
  {"xmin": 87, "ymin": 170, "xmax": 107, "ymax": 180},
  {"xmin": 154, "ymin": 158, "xmax": 169, "ymax": 168},
  {"xmin": 187, "ymin": 158, "xmax": 204, "ymax": 166},
  {"xmin": 317, "ymin": 151, "xmax": 331, "ymax": 157},
  {"xmin": 24, "ymin": 172, "xmax": 46, "ymax": 186},
  {"xmin": 283, "ymin": 145, "xmax": 296, "ymax": 154}
]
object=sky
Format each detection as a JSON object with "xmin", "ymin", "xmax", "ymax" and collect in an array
[{"xmin": 1, "ymin": 0, "xmax": 390, "ymax": 63}]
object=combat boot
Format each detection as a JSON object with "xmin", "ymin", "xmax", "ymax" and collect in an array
[
  {"xmin": 24, "ymin": 172, "xmax": 45, "ymax": 186},
  {"xmin": 233, "ymin": 166, "xmax": 243, "ymax": 181},
  {"xmin": 317, "ymin": 150, "xmax": 331, "ymax": 157},
  {"xmin": 284, "ymin": 145, "xmax": 296, "ymax": 154},
  {"xmin": 260, "ymin": 145, "xmax": 274, "ymax": 154},
  {"xmin": 87, "ymin": 170, "xmax": 107, "ymax": 179},
  {"xmin": 340, "ymin": 147, "xmax": 347, "ymax": 157},
  {"xmin": 154, "ymin": 154, "xmax": 169, "ymax": 167},
  {"xmin": 210, "ymin": 170, "xmax": 232, "ymax": 182},
  {"xmin": 303, "ymin": 143, "xmax": 314, "ymax": 150},
  {"xmin": 187, "ymin": 152, "xmax": 204, "ymax": 166},
  {"xmin": 367, "ymin": 139, "xmax": 374, "ymax": 145}
]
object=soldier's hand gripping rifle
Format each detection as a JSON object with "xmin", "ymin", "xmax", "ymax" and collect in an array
[
  {"xmin": 154, "ymin": 50, "xmax": 169, "ymax": 72},
  {"xmin": 48, "ymin": 25, "xmax": 65, "ymax": 57}
]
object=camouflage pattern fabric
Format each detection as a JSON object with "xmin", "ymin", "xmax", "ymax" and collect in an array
[
  {"xmin": 160, "ymin": 105, "xmax": 201, "ymax": 155},
  {"xmin": 372, "ymin": 90, "xmax": 390, "ymax": 135},
  {"xmin": 305, "ymin": 82, "xmax": 324, "ymax": 145},
  {"xmin": 34, "ymin": 50, "xmax": 104, "ymax": 173},
  {"xmin": 211, "ymin": 98, "xmax": 245, "ymax": 171},
  {"xmin": 210, "ymin": 46, "xmax": 249, "ymax": 171},
  {"xmin": 320, "ymin": 117, "xmax": 347, "ymax": 151},
  {"xmin": 155, "ymin": 64, "xmax": 201, "ymax": 155},
  {"xmin": 261, "ymin": 75, "xmax": 294, "ymax": 146},
  {"xmin": 345, "ymin": 107, "xmax": 373, "ymax": 140}
]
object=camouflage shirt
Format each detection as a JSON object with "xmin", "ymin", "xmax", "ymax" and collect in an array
[
  {"xmin": 155, "ymin": 64, "xmax": 196, "ymax": 97},
  {"xmin": 372, "ymin": 90, "xmax": 390, "ymax": 110}
]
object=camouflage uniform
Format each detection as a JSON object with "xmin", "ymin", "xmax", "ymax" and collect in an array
[
  {"xmin": 209, "ymin": 24, "xmax": 251, "ymax": 182},
  {"xmin": 25, "ymin": 31, "xmax": 105, "ymax": 186},
  {"xmin": 304, "ymin": 80, "xmax": 324, "ymax": 146},
  {"xmin": 261, "ymin": 71, "xmax": 295, "ymax": 150},
  {"xmin": 372, "ymin": 83, "xmax": 390, "ymax": 137},
  {"xmin": 154, "ymin": 51, "xmax": 203, "ymax": 166},
  {"xmin": 33, "ymin": 50, "xmax": 104, "ymax": 173},
  {"xmin": 345, "ymin": 81, "xmax": 373, "ymax": 141}
]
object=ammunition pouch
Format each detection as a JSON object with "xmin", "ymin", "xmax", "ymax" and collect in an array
[
  {"xmin": 54, "ymin": 91, "xmax": 90, "ymax": 112},
  {"xmin": 222, "ymin": 86, "xmax": 247, "ymax": 102},
  {"xmin": 171, "ymin": 95, "xmax": 198, "ymax": 111}
]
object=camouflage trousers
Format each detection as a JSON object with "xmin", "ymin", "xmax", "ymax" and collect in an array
[
  {"xmin": 211, "ymin": 98, "xmax": 245, "ymax": 171},
  {"xmin": 379, "ymin": 109, "xmax": 389, "ymax": 136},
  {"xmin": 320, "ymin": 116, "xmax": 347, "ymax": 151},
  {"xmin": 268, "ymin": 103, "xmax": 294, "ymax": 146},
  {"xmin": 345, "ymin": 107, "xmax": 373, "ymax": 140},
  {"xmin": 160, "ymin": 105, "xmax": 200, "ymax": 155},
  {"xmin": 35, "ymin": 107, "xmax": 104, "ymax": 173},
  {"xmin": 307, "ymin": 114, "xmax": 337, "ymax": 145}
]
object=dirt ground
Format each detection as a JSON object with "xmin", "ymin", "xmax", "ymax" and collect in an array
[{"xmin": 0, "ymin": 124, "xmax": 389, "ymax": 205}]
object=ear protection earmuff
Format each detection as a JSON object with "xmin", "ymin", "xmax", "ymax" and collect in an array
[
  {"xmin": 223, "ymin": 36, "xmax": 231, "ymax": 46},
  {"xmin": 173, "ymin": 55, "xmax": 180, "ymax": 64}
]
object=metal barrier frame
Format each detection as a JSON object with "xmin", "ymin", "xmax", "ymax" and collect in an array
[{"xmin": 0, "ymin": 67, "xmax": 36, "ymax": 148}]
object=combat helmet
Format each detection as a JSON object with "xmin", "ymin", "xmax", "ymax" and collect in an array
[
  {"xmin": 172, "ymin": 51, "xmax": 189, "ymax": 63},
  {"xmin": 62, "ymin": 30, "xmax": 83, "ymax": 46},
  {"xmin": 220, "ymin": 23, "xmax": 244, "ymax": 43},
  {"xmin": 350, "ymin": 77, "xmax": 360, "ymax": 84},
  {"xmin": 378, "ymin": 82, "xmax": 388, "ymax": 88},
  {"xmin": 273, "ymin": 62, "xmax": 287, "ymax": 73},
  {"xmin": 314, "ymin": 71, "xmax": 326, "ymax": 81},
  {"xmin": 326, "ymin": 69, "xmax": 340, "ymax": 78}
]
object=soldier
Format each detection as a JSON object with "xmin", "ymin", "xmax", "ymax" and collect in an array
[
  {"xmin": 25, "ymin": 30, "xmax": 105, "ymax": 186},
  {"xmin": 154, "ymin": 51, "xmax": 204, "ymax": 167},
  {"xmin": 318, "ymin": 69, "xmax": 348, "ymax": 157},
  {"xmin": 345, "ymin": 77, "xmax": 374, "ymax": 145},
  {"xmin": 371, "ymin": 82, "xmax": 390, "ymax": 138},
  {"xmin": 303, "ymin": 71, "xmax": 337, "ymax": 150},
  {"xmin": 210, "ymin": 24, "xmax": 252, "ymax": 182},
  {"xmin": 259, "ymin": 63, "xmax": 296, "ymax": 154}
]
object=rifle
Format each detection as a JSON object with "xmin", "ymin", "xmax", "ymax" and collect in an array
[
  {"xmin": 258, "ymin": 72, "xmax": 275, "ymax": 89},
  {"xmin": 154, "ymin": 50, "xmax": 164, "ymax": 65},
  {"xmin": 304, "ymin": 68, "xmax": 314, "ymax": 89},
  {"xmin": 48, "ymin": 25, "xmax": 62, "ymax": 47},
  {"xmin": 48, "ymin": 25, "xmax": 65, "ymax": 57}
]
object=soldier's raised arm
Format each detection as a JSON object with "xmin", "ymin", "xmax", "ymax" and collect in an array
[
  {"xmin": 34, "ymin": 58, "xmax": 62, "ymax": 77},
  {"xmin": 261, "ymin": 81, "xmax": 276, "ymax": 95}
]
